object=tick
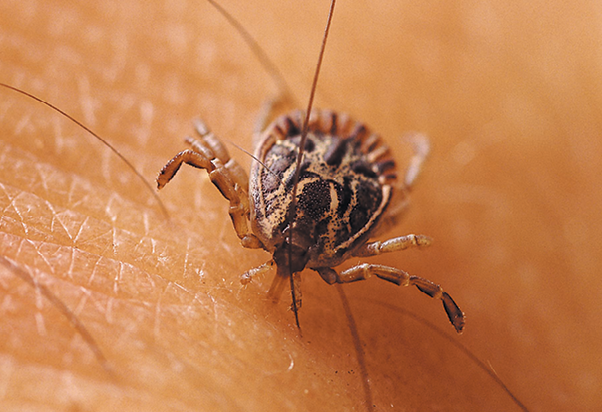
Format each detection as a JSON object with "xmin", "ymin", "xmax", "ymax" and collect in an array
[
  {"xmin": 156, "ymin": 106, "xmax": 464, "ymax": 333},
  {"xmin": 156, "ymin": 0, "xmax": 464, "ymax": 333}
]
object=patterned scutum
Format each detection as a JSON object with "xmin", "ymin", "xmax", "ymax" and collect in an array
[{"xmin": 250, "ymin": 110, "xmax": 396, "ymax": 269}]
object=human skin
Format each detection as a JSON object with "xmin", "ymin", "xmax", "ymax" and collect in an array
[{"xmin": 0, "ymin": 0, "xmax": 600, "ymax": 411}]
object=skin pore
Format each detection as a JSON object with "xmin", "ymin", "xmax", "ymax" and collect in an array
[{"xmin": 1, "ymin": 0, "xmax": 600, "ymax": 410}]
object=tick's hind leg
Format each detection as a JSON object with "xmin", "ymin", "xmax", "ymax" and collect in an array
[
  {"xmin": 352, "ymin": 234, "xmax": 432, "ymax": 257},
  {"xmin": 315, "ymin": 264, "xmax": 465, "ymax": 333},
  {"xmin": 157, "ymin": 120, "xmax": 263, "ymax": 249},
  {"xmin": 402, "ymin": 132, "xmax": 430, "ymax": 190},
  {"xmin": 252, "ymin": 90, "xmax": 296, "ymax": 147},
  {"xmin": 373, "ymin": 133, "xmax": 430, "ymax": 236}
]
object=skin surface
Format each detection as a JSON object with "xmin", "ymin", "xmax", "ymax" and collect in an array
[{"xmin": 0, "ymin": 0, "xmax": 600, "ymax": 410}]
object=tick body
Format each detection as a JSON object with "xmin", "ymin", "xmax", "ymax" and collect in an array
[{"xmin": 157, "ymin": 108, "xmax": 465, "ymax": 333}]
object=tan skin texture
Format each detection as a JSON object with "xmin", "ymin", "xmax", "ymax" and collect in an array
[{"xmin": 0, "ymin": 0, "xmax": 600, "ymax": 410}]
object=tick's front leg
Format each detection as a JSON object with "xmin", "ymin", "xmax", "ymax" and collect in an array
[{"xmin": 157, "ymin": 120, "xmax": 263, "ymax": 249}]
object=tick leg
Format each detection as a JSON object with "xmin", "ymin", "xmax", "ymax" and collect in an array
[
  {"xmin": 264, "ymin": 266, "xmax": 302, "ymax": 328},
  {"xmin": 265, "ymin": 266, "xmax": 302, "ymax": 310},
  {"xmin": 241, "ymin": 259, "xmax": 305, "ymax": 320},
  {"xmin": 315, "ymin": 264, "xmax": 465, "ymax": 333},
  {"xmin": 373, "ymin": 133, "xmax": 430, "ymax": 236},
  {"xmin": 252, "ymin": 93, "xmax": 293, "ymax": 147},
  {"xmin": 241, "ymin": 260, "xmax": 274, "ymax": 285},
  {"xmin": 157, "ymin": 123, "xmax": 263, "ymax": 249},
  {"xmin": 156, "ymin": 149, "xmax": 212, "ymax": 189},
  {"xmin": 352, "ymin": 234, "xmax": 432, "ymax": 257},
  {"xmin": 254, "ymin": 98, "xmax": 280, "ymax": 134},
  {"xmin": 266, "ymin": 270, "xmax": 288, "ymax": 302},
  {"xmin": 189, "ymin": 119, "xmax": 250, "ymax": 192},
  {"xmin": 402, "ymin": 132, "xmax": 430, "ymax": 190}
]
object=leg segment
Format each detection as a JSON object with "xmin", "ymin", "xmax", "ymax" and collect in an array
[
  {"xmin": 315, "ymin": 264, "xmax": 465, "ymax": 333},
  {"xmin": 241, "ymin": 260, "xmax": 274, "ymax": 285},
  {"xmin": 353, "ymin": 234, "xmax": 432, "ymax": 257},
  {"xmin": 157, "ymin": 120, "xmax": 263, "ymax": 249},
  {"xmin": 371, "ymin": 133, "xmax": 430, "ymax": 236},
  {"xmin": 240, "ymin": 260, "xmax": 303, "ymax": 314},
  {"xmin": 190, "ymin": 119, "xmax": 250, "ymax": 192},
  {"xmin": 241, "ymin": 260, "xmax": 304, "ymax": 328},
  {"xmin": 254, "ymin": 98, "xmax": 280, "ymax": 134},
  {"xmin": 402, "ymin": 132, "xmax": 430, "ymax": 190},
  {"xmin": 265, "ymin": 267, "xmax": 302, "ymax": 308},
  {"xmin": 252, "ymin": 93, "xmax": 293, "ymax": 147}
]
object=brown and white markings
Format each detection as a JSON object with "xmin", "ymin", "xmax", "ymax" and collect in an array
[
  {"xmin": 157, "ymin": 105, "xmax": 465, "ymax": 332},
  {"xmin": 1, "ymin": 0, "xmax": 540, "ymax": 410}
]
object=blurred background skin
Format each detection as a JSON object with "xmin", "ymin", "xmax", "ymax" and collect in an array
[{"xmin": 0, "ymin": 0, "xmax": 600, "ymax": 410}]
